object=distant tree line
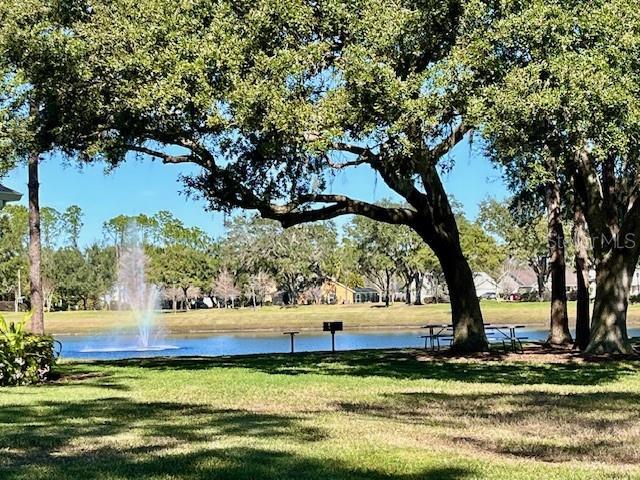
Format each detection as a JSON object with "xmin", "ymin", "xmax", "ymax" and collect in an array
[{"xmin": 0, "ymin": 202, "xmax": 506, "ymax": 312}]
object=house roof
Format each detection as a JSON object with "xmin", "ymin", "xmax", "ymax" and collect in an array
[
  {"xmin": 0, "ymin": 183, "xmax": 21, "ymax": 201},
  {"xmin": 500, "ymin": 268, "xmax": 538, "ymax": 287},
  {"xmin": 323, "ymin": 279, "xmax": 356, "ymax": 294},
  {"xmin": 354, "ymin": 287, "xmax": 379, "ymax": 294},
  {"xmin": 501, "ymin": 267, "xmax": 581, "ymax": 288},
  {"xmin": 473, "ymin": 272, "xmax": 498, "ymax": 287}
]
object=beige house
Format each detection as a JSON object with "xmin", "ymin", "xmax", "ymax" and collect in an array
[
  {"xmin": 321, "ymin": 280, "xmax": 356, "ymax": 304},
  {"xmin": 498, "ymin": 269, "xmax": 540, "ymax": 296}
]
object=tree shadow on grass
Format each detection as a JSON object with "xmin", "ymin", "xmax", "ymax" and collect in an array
[
  {"xmin": 97, "ymin": 349, "xmax": 639, "ymax": 386},
  {"xmin": 0, "ymin": 396, "xmax": 474, "ymax": 480},
  {"xmin": 338, "ymin": 390, "xmax": 640, "ymax": 464},
  {"xmin": 0, "ymin": 397, "xmax": 326, "ymax": 468},
  {"xmin": 48, "ymin": 370, "xmax": 134, "ymax": 391},
  {"xmin": 4, "ymin": 445, "xmax": 475, "ymax": 480}
]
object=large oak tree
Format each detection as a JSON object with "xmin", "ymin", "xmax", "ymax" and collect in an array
[
  {"xmin": 462, "ymin": 0, "xmax": 640, "ymax": 353},
  {"xmin": 8, "ymin": 0, "xmax": 493, "ymax": 350}
]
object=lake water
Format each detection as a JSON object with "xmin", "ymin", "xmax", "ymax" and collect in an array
[
  {"xmin": 56, "ymin": 327, "xmax": 640, "ymax": 360},
  {"xmin": 55, "ymin": 327, "xmax": 550, "ymax": 360}
]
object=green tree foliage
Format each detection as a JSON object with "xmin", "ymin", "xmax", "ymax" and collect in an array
[
  {"xmin": 45, "ymin": 245, "xmax": 115, "ymax": 311},
  {"xmin": 40, "ymin": 207, "xmax": 62, "ymax": 249},
  {"xmin": 103, "ymin": 215, "xmax": 135, "ymax": 251},
  {"xmin": 349, "ymin": 204, "xmax": 503, "ymax": 305},
  {"xmin": 50, "ymin": 247, "xmax": 91, "ymax": 310},
  {"xmin": 222, "ymin": 215, "xmax": 338, "ymax": 303},
  {"xmin": 1, "ymin": 206, "xmax": 219, "ymax": 311},
  {"xmin": 478, "ymin": 198, "xmax": 549, "ymax": 299},
  {"xmin": 460, "ymin": 0, "xmax": 640, "ymax": 353},
  {"xmin": 0, "ymin": 205, "xmax": 28, "ymax": 300},
  {"xmin": 347, "ymin": 216, "xmax": 402, "ymax": 307},
  {"xmin": 144, "ymin": 212, "xmax": 218, "ymax": 308},
  {"xmin": 6, "ymin": 0, "xmax": 490, "ymax": 350},
  {"xmin": 0, "ymin": 0, "xmax": 86, "ymax": 332},
  {"xmin": 61, "ymin": 205, "xmax": 84, "ymax": 249},
  {"xmin": 457, "ymin": 215, "xmax": 505, "ymax": 279},
  {"xmin": 347, "ymin": 207, "xmax": 443, "ymax": 305},
  {"xmin": 85, "ymin": 244, "xmax": 116, "ymax": 309},
  {"xmin": 333, "ymin": 242, "xmax": 365, "ymax": 290}
]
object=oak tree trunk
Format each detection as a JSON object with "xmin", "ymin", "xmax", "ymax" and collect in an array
[
  {"xmin": 573, "ymin": 205, "xmax": 590, "ymax": 351},
  {"xmin": 28, "ymin": 151, "xmax": 44, "ymax": 335},
  {"xmin": 569, "ymin": 152, "xmax": 634, "ymax": 354},
  {"xmin": 586, "ymin": 251, "xmax": 634, "ymax": 354},
  {"xmin": 405, "ymin": 273, "xmax": 412, "ymax": 305},
  {"xmin": 405, "ymin": 162, "xmax": 486, "ymax": 351},
  {"xmin": 431, "ymin": 240, "xmax": 487, "ymax": 352},
  {"xmin": 414, "ymin": 272, "xmax": 424, "ymax": 305},
  {"xmin": 546, "ymin": 180, "xmax": 572, "ymax": 346},
  {"xmin": 384, "ymin": 271, "xmax": 390, "ymax": 307},
  {"xmin": 440, "ymin": 252, "xmax": 487, "ymax": 352},
  {"xmin": 531, "ymin": 258, "xmax": 547, "ymax": 302}
]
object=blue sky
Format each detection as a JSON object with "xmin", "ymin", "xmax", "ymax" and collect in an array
[{"xmin": 2, "ymin": 138, "xmax": 508, "ymax": 247}]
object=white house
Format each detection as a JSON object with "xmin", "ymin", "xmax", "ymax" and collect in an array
[
  {"xmin": 473, "ymin": 272, "xmax": 499, "ymax": 297},
  {"xmin": 400, "ymin": 271, "xmax": 496, "ymax": 302}
]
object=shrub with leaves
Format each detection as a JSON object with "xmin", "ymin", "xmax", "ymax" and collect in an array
[{"xmin": 0, "ymin": 313, "xmax": 56, "ymax": 386}]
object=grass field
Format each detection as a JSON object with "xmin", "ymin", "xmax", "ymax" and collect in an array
[
  {"xmin": 5, "ymin": 301, "xmax": 640, "ymax": 336},
  {"xmin": 2, "ymin": 350, "xmax": 640, "ymax": 479}
]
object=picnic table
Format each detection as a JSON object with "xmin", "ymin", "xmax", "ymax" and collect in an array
[
  {"xmin": 418, "ymin": 323, "xmax": 527, "ymax": 352},
  {"xmin": 484, "ymin": 324, "xmax": 526, "ymax": 352},
  {"xmin": 420, "ymin": 324, "xmax": 453, "ymax": 351}
]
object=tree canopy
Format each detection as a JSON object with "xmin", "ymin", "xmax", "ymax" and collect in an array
[
  {"xmin": 459, "ymin": 0, "xmax": 640, "ymax": 353},
  {"xmin": 8, "ymin": 0, "xmax": 490, "ymax": 350}
]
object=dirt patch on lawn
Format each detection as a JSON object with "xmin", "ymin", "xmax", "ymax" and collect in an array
[{"xmin": 417, "ymin": 344, "xmax": 640, "ymax": 364}]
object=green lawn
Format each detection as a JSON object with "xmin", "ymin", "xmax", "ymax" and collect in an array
[
  {"xmin": 2, "ymin": 351, "xmax": 640, "ymax": 479},
  {"xmin": 6, "ymin": 301, "xmax": 640, "ymax": 335}
]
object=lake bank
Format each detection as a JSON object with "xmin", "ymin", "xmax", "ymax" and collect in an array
[{"xmin": 7, "ymin": 301, "xmax": 640, "ymax": 336}]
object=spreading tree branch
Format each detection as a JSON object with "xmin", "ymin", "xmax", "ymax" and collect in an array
[
  {"xmin": 126, "ymin": 145, "xmax": 193, "ymax": 164},
  {"xmin": 125, "ymin": 139, "xmax": 419, "ymax": 229},
  {"xmin": 429, "ymin": 122, "xmax": 470, "ymax": 159},
  {"xmin": 256, "ymin": 194, "xmax": 417, "ymax": 228}
]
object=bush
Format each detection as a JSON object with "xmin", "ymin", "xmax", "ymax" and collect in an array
[
  {"xmin": 519, "ymin": 291, "xmax": 538, "ymax": 302},
  {"xmin": 519, "ymin": 291, "xmax": 552, "ymax": 302},
  {"xmin": 0, "ymin": 314, "xmax": 57, "ymax": 386},
  {"xmin": 630, "ymin": 294, "xmax": 640, "ymax": 304}
]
